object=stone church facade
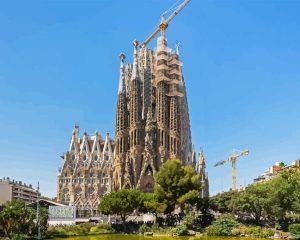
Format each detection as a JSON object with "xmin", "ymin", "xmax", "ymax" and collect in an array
[
  {"xmin": 112, "ymin": 34, "xmax": 194, "ymax": 192},
  {"xmin": 57, "ymin": 125, "xmax": 114, "ymax": 217},
  {"xmin": 56, "ymin": 33, "xmax": 210, "ymax": 215}
]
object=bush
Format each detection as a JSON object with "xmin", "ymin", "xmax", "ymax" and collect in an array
[
  {"xmin": 206, "ymin": 213, "xmax": 239, "ymax": 236},
  {"xmin": 239, "ymin": 226, "xmax": 261, "ymax": 236},
  {"xmin": 289, "ymin": 224, "xmax": 300, "ymax": 239},
  {"xmin": 231, "ymin": 228, "xmax": 241, "ymax": 236},
  {"xmin": 45, "ymin": 223, "xmax": 115, "ymax": 237},
  {"xmin": 175, "ymin": 224, "xmax": 188, "ymax": 236},
  {"xmin": 11, "ymin": 234, "xmax": 28, "ymax": 240},
  {"xmin": 138, "ymin": 224, "xmax": 151, "ymax": 234},
  {"xmin": 231, "ymin": 226, "xmax": 274, "ymax": 238},
  {"xmin": 90, "ymin": 224, "xmax": 115, "ymax": 234},
  {"xmin": 261, "ymin": 227, "xmax": 275, "ymax": 238},
  {"xmin": 151, "ymin": 223, "xmax": 160, "ymax": 232}
]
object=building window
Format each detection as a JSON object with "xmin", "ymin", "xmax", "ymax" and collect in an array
[
  {"xmin": 83, "ymin": 155, "xmax": 87, "ymax": 161},
  {"xmin": 94, "ymin": 155, "xmax": 98, "ymax": 161},
  {"xmin": 71, "ymin": 155, "xmax": 76, "ymax": 161}
]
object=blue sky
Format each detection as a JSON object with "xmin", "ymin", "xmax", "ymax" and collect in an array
[{"xmin": 0, "ymin": 0, "xmax": 299, "ymax": 197}]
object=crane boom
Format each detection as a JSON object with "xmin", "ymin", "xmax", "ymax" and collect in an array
[
  {"xmin": 139, "ymin": 0, "xmax": 190, "ymax": 48},
  {"xmin": 214, "ymin": 158, "xmax": 230, "ymax": 167},
  {"xmin": 165, "ymin": 0, "xmax": 190, "ymax": 25}
]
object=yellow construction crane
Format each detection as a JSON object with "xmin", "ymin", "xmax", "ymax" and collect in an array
[
  {"xmin": 139, "ymin": 0, "xmax": 191, "ymax": 48},
  {"xmin": 214, "ymin": 149, "xmax": 249, "ymax": 191}
]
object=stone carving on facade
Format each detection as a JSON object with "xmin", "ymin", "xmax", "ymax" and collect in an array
[
  {"xmin": 57, "ymin": 126, "xmax": 114, "ymax": 217},
  {"xmin": 113, "ymin": 33, "xmax": 195, "ymax": 192}
]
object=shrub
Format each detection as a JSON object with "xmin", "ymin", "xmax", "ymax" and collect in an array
[
  {"xmin": 11, "ymin": 234, "xmax": 28, "ymax": 240},
  {"xmin": 289, "ymin": 224, "xmax": 300, "ymax": 239},
  {"xmin": 240, "ymin": 226, "xmax": 261, "ymax": 236},
  {"xmin": 206, "ymin": 213, "xmax": 239, "ymax": 236},
  {"xmin": 231, "ymin": 228, "xmax": 241, "ymax": 236},
  {"xmin": 89, "ymin": 226, "xmax": 99, "ymax": 233},
  {"xmin": 91, "ymin": 224, "xmax": 115, "ymax": 234},
  {"xmin": 261, "ymin": 227, "xmax": 275, "ymax": 238},
  {"xmin": 151, "ymin": 223, "xmax": 160, "ymax": 232},
  {"xmin": 46, "ymin": 226, "xmax": 68, "ymax": 238},
  {"xmin": 175, "ymin": 224, "xmax": 188, "ymax": 236},
  {"xmin": 138, "ymin": 224, "xmax": 151, "ymax": 234}
]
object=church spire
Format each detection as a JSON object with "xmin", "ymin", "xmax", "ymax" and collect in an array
[
  {"xmin": 197, "ymin": 147, "xmax": 206, "ymax": 174},
  {"xmin": 199, "ymin": 147, "xmax": 206, "ymax": 166},
  {"xmin": 118, "ymin": 53, "xmax": 126, "ymax": 93},
  {"xmin": 131, "ymin": 40, "xmax": 139, "ymax": 81}
]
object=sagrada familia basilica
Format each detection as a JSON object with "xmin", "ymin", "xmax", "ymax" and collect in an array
[
  {"xmin": 57, "ymin": 1, "xmax": 209, "ymax": 217},
  {"xmin": 113, "ymin": 36, "xmax": 194, "ymax": 191}
]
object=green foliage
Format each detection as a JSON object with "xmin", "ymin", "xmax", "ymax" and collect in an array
[
  {"xmin": 98, "ymin": 188, "xmax": 142, "ymax": 231},
  {"xmin": 206, "ymin": 213, "xmax": 239, "ymax": 236},
  {"xmin": 211, "ymin": 166, "xmax": 300, "ymax": 229},
  {"xmin": 11, "ymin": 234, "xmax": 28, "ymax": 240},
  {"xmin": 181, "ymin": 208, "xmax": 196, "ymax": 228},
  {"xmin": 232, "ymin": 226, "xmax": 274, "ymax": 238},
  {"xmin": 174, "ymin": 224, "xmax": 188, "ymax": 236},
  {"xmin": 0, "ymin": 200, "xmax": 35, "ymax": 238},
  {"xmin": 260, "ymin": 227, "xmax": 275, "ymax": 238},
  {"xmin": 154, "ymin": 159, "xmax": 202, "ymax": 213},
  {"xmin": 232, "ymin": 182, "xmax": 271, "ymax": 225},
  {"xmin": 151, "ymin": 223, "xmax": 160, "ymax": 232},
  {"xmin": 45, "ymin": 223, "xmax": 115, "ymax": 238},
  {"xmin": 210, "ymin": 191, "xmax": 238, "ymax": 213},
  {"xmin": 289, "ymin": 224, "xmax": 300, "ymax": 239},
  {"xmin": 138, "ymin": 192, "xmax": 167, "ymax": 216},
  {"xmin": 138, "ymin": 224, "xmax": 151, "ymax": 234}
]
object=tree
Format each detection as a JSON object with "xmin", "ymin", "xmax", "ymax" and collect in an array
[
  {"xmin": 0, "ymin": 200, "xmax": 35, "ymax": 238},
  {"xmin": 210, "ymin": 190, "xmax": 238, "ymax": 213},
  {"xmin": 231, "ymin": 183, "xmax": 272, "ymax": 225},
  {"xmin": 98, "ymin": 189, "xmax": 141, "ymax": 232},
  {"xmin": 154, "ymin": 159, "xmax": 202, "ymax": 214},
  {"xmin": 139, "ymin": 192, "xmax": 167, "ymax": 222},
  {"xmin": 210, "ymin": 165, "xmax": 300, "ymax": 229}
]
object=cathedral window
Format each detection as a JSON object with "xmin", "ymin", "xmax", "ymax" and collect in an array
[
  {"xmin": 71, "ymin": 155, "xmax": 76, "ymax": 161},
  {"xmin": 64, "ymin": 173, "xmax": 68, "ymax": 177},
  {"xmin": 77, "ymin": 172, "xmax": 81, "ymax": 177},
  {"xmin": 94, "ymin": 155, "xmax": 98, "ymax": 161},
  {"xmin": 105, "ymin": 155, "xmax": 109, "ymax": 161},
  {"xmin": 83, "ymin": 155, "xmax": 87, "ymax": 161}
]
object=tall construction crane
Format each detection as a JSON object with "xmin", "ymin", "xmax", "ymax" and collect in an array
[
  {"xmin": 139, "ymin": 0, "xmax": 191, "ymax": 48},
  {"xmin": 214, "ymin": 149, "xmax": 249, "ymax": 191}
]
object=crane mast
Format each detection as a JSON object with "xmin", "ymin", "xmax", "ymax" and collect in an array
[
  {"xmin": 139, "ymin": 0, "xmax": 191, "ymax": 48},
  {"xmin": 214, "ymin": 149, "xmax": 249, "ymax": 191}
]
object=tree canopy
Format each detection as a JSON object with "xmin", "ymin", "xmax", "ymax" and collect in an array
[
  {"xmin": 210, "ymin": 165, "xmax": 300, "ymax": 229},
  {"xmin": 154, "ymin": 159, "xmax": 202, "ymax": 213},
  {"xmin": 98, "ymin": 188, "xmax": 142, "ymax": 231}
]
